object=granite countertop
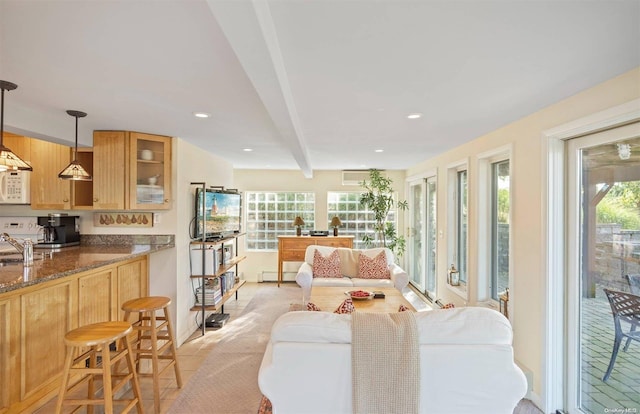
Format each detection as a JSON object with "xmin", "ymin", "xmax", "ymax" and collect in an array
[{"xmin": 0, "ymin": 235, "xmax": 174, "ymax": 294}]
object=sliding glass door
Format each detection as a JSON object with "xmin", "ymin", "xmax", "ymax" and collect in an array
[
  {"xmin": 408, "ymin": 176, "xmax": 437, "ymax": 299},
  {"xmin": 566, "ymin": 122, "xmax": 640, "ymax": 413}
]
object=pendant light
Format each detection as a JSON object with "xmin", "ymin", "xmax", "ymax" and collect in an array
[
  {"xmin": 0, "ymin": 80, "xmax": 33, "ymax": 171},
  {"xmin": 58, "ymin": 110, "xmax": 92, "ymax": 181}
]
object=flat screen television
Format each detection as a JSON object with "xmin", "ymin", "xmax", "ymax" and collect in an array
[{"xmin": 194, "ymin": 188, "xmax": 242, "ymax": 240}]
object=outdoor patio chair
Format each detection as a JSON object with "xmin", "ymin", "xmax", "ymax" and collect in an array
[
  {"xmin": 602, "ymin": 288, "xmax": 640, "ymax": 381},
  {"xmin": 626, "ymin": 274, "xmax": 640, "ymax": 295}
]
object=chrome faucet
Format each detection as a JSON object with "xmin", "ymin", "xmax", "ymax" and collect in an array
[{"xmin": 0, "ymin": 233, "xmax": 25, "ymax": 254}]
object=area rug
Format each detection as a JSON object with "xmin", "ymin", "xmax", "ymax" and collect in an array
[{"xmin": 167, "ymin": 285, "xmax": 301, "ymax": 414}]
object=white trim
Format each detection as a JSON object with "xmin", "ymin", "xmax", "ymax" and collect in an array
[
  {"xmin": 406, "ymin": 169, "xmax": 437, "ymax": 183},
  {"xmin": 542, "ymin": 98, "xmax": 640, "ymax": 414}
]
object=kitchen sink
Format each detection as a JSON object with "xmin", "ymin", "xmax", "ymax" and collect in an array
[{"xmin": 0, "ymin": 253, "xmax": 44, "ymax": 264}]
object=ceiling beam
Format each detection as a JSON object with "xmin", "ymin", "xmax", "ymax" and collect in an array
[{"xmin": 207, "ymin": 0, "xmax": 313, "ymax": 178}]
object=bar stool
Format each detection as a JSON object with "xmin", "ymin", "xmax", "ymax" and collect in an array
[
  {"xmin": 122, "ymin": 296, "xmax": 182, "ymax": 414},
  {"xmin": 55, "ymin": 321, "xmax": 144, "ymax": 414}
]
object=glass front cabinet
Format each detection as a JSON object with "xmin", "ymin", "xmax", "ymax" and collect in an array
[{"xmin": 129, "ymin": 132, "xmax": 172, "ymax": 210}]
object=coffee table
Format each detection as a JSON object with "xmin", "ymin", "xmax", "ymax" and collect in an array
[{"xmin": 309, "ymin": 286, "xmax": 416, "ymax": 313}]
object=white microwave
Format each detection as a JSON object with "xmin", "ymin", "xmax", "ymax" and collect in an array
[{"xmin": 0, "ymin": 170, "xmax": 30, "ymax": 204}]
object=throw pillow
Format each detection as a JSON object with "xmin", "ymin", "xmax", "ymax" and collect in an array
[
  {"xmin": 398, "ymin": 304, "xmax": 411, "ymax": 312},
  {"xmin": 312, "ymin": 249, "xmax": 342, "ymax": 278},
  {"xmin": 306, "ymin": 302, "xmax": 322, "ymax": 311},
  {"xmin": 334, "ymin": 297, "xmax": 355, "ymax": 314},
  {"xmin": 357, "ymin": 251, "xmax": 391, "ymax": 279},
  {"xmin": 442, "ymin": 303, "xmax": 455, "ymax": 309}
]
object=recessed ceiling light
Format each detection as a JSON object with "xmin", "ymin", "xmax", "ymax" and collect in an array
[
  {"xmin": 193, "ymin": 112, "xmax": 210, "ymax": 118},
  {"xmin": 407, "ymin": 113, "xmax": 422, "ymax": 119},
  {"xmin": 374, "ymin": 149, "xmax": 384, "ymax": 153},
  {"xmin": 243, "ymin": 148, "xmax": 253, "ymax": 152}
]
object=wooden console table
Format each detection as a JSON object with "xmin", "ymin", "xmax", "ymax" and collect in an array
[{"xmin": 277, "ymin": 235, "xmax": 354, "ymax": 286}]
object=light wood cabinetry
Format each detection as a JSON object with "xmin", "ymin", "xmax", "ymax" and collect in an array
[
  {"xmin": 2, "ymin": 132, "xmax": 31, "ymax": 163},
  {"xmin": 29, "ymin": 139, "xmax": 72, "ymax": 210},
  {"xmin": 92, "ymin": 131, "xmax": 128, "ymax": 209},
  {"xmin": 0, "ymin": 256, "xmax": 148, "ymax": 413},
  {"xmin": 93, "ymin": 130, "xmax": 172, "ymax": 210},
  {"xmin": 277, "ymin": 235, "xmax": 354, "ymax": 286},
  {"xmin": 129, "ymin": 132, "xmax": 172, "ymax": 210}
]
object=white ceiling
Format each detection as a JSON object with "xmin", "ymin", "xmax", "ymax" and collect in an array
[{"xmin": 1, "ymin": 0, "xmax": 638, "ymax": 178}]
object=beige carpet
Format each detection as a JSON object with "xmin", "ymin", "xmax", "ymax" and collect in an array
[
  {"xmin": 168, "ymin": 285, "xmax": 301, "ymax": 414},
  {"xmin": 167, "ymin": 284, "xmax": 543, "ymax": 414}
]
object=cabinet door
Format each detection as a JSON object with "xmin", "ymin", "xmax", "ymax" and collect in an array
[
  {"xmin": 30, "ymin": 140, "xmax": 71, "ymax": 210},
  {"xmin": 2, "ymin": 132, "xmax": 31, "ymax": 164},
  {"xmin": 93, "ymin": 131, "xmax": 127, "ymax": 210},
  {"xmin": 129, "ymin": 132, "xmax": 171, "ymax": 210},
  {"xmin": 21, "ymin": 280, "xmax": 76, "ymax": 401},
  {"xmin": 0, "ymin": 296, "xmax": 19, "ymax": 412},
  {"xmin": 78, "ymin": 268, "xmax": 115, "ymax": 326},
  {"xmin": 117, "ymin": 257, "xmax": 148, "ymax": 320}
]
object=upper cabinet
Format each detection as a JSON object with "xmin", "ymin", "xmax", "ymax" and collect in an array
[
  {"xmin": 30, "ymin": 139, "xmax": 72, "ymax": 210},
  {"xmin": 93, "ymin": 131, "xmax": 172, "ymax": 210},
  {"xmin": 129, "ymin": 132, "xmax": 172, "ymax": 210}
]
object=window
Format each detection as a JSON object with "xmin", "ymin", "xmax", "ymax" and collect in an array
[
  {"xmin": 245, "ymin": 192, "xmax": 315, "ymax": 250},
  {"xmin": 456, "ymin": 169, "xmax": 468, "ymax": 284},
  {"xmin": 425, "ymin": 178, "xmax": 437, "ymax": 296},
  {"xmin": 491, "ymin": 160, "xmax": 510, "ymax": 300},
  {"xmin": 327, "ymin": 192, "xmax": 396, "ymax": 250}
]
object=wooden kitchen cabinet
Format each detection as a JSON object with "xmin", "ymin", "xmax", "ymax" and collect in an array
[
  {"xmin": 93, "ymin": 130, "xmax": 171, "ymax": 210},
  {"xmin": 0, "ymin": 255, "xmax": 148, "ymax": 413},
  {"xmin": 29, "ymin": 139, "xmax": 72, "ymax": 210}
]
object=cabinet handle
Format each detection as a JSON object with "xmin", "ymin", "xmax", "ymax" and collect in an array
[
  {"xmin": 63, "ymin": 198, "xmax": 69, "ymax": 202},
  {"xmin": 94, "ymin": 198, "xmax": 98, "ymax": 202},
  {"xmin": 165, "ymin": 199, "xmax": 169, "ymax": 203}
]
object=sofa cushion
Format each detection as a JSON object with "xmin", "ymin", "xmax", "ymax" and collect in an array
[
  {"xmin": 351, "ymin": 278, "xmax": 395, "ymax": 288},
  {"xmin": 312, "ymin": 277, "xmax": 354, "ymax": 287},
  {"xmin": 312, "ymin": 249, "xmax": 342, "ymax": 278},
  {"xmin": 271, "ymin": 308, "xmax": 513, "ymax": 345},
  {"xmin": 357, "ymin": 250, "xmax": 391, "ymax": 279}
]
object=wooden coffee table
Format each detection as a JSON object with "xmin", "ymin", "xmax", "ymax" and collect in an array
[{"xmin": 309, "ymin": 286, "xmax": 416, "ymax": 313}]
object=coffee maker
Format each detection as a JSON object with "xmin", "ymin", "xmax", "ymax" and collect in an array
[{"xmin": 36, "ymin": 214, "xmax": 81, "ymax": 248}]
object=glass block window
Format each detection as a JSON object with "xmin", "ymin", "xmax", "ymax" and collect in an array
[
  {"xmin": 327, "ymin": 192, "xmax": 396, "ymax": 250},
  {"xmin": 245, "ymin": 192, "xmax": 315, "ymax": 250}
]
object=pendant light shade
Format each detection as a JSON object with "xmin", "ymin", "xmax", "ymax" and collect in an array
[
  {"xmin": 0, "ymin": 80, "xmax": 33, "ymax": 171},
  {"xmin": 58, "ymin": 110, "xmax": 92, "ymax": 181}
]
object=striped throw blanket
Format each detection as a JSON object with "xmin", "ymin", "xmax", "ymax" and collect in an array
[{"xmin": 351, "ymin": 311, "xmax": 420, "ymax": 414}]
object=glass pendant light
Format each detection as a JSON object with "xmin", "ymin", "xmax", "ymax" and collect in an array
[
  {"xmin": 58, "ymin": 110, "xmax": 92, "ymax": 181},
  {"xmin": 0, "ymin": 80, "xmax": 33, "ymax": 171}
]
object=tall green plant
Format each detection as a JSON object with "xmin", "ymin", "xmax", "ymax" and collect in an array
[{"xmin": 359, "ymin": 169, "xmax": 408, "ymax": 257}]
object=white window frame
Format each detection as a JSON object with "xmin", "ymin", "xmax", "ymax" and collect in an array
[
  {"xmin": 477, "ymin": 146, "xmax": 512, "ymax": 312},
  {"xmin": 447, "ymin": 160, "xmax": 469, "ymax": 299}
]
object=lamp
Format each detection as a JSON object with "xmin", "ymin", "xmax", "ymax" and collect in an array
[
  {"xmin": 330, "ymin": 216, "xmax": 342, "ymax": 236},
  {"xmin": 0, "ymin": 80, "xmax": 32, "ymax": 171},
  {"xmin": 293, "ymin": 216, "xmax": 304, "ymax": 236},
  {"xmin": 58, "ymin": 110, "xmax": 92, "ymax": 181}
]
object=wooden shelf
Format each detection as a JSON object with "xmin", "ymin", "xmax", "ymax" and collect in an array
[
  {"xmin": 190, "ymin": 280, "xmax": 246, "ymax": 312},
  {"xmin": 189, "ymin": 255, "xmax": 246, "ymax": 279},
  {"xmin": 190, "ymin": 233, "xmax": 247, "ymax": 246}
]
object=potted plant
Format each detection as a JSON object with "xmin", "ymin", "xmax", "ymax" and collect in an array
[{"xmin": 359, "ymin": 169, "xmax": 408, "ymax": 258}]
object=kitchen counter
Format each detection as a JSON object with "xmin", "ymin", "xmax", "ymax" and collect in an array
[{"xmin": 0, "ymin": 235, "xmax": 174, "ymax": 293}]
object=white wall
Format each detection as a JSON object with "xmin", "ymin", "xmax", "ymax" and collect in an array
[
  {"xmin": 232, "ymin": 169, "xmax": 406, "ymax": 283},
  {"xmin": 173, "ymin": 138, "xmax": 233, "ymax": 344},
  {"xmin": 405, "ymin": 67, "xmax": 640, "ymax": 407}
]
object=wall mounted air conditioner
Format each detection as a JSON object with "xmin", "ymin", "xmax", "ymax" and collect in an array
[{"xmin": 341, "ymin": 170, "xmax": 385, "ymax": 186}]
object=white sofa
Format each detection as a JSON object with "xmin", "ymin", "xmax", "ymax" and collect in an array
[
  {"xmin": 259, "ymin": 307, "xmax": 528, "ymax": 414},
  {"xmin": 295, "ymin": 245, "xmax": 409, "ymax": 301}
]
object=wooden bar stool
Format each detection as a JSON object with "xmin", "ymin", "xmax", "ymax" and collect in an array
[
  {"xmin": 122, "ymin": 296, "xmax": 182, "ymax": 414},
  {"xmin": 55, "ymin": 321, "xmax": 144, "ymax": 414}
]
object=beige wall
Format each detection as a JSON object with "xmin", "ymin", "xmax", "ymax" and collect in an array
[
  {"xmin": 233, "ymin": 169, "xmax": 406, "ymax": 283},
  {"xmin": 405, "ymin": 67, "xmax": 640, "ymax": 404}
]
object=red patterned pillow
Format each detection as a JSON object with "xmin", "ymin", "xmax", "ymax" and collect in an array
[
  {"xmin": 398, "ymin": 304, "xmax": 411, "ymax": 312},
  {"xmin": 334, "ymin": 298, "xmax": 355, "ymax": 314},
  {"xmin": 442, "ymin": 303, "xmax": 455, "ymax": 309},
  {"xmin": 306, "ymin": 302, "xmax": 322, "ymax": 311},
  {"xmin": 312, "ymin": 249, "xmax": 342, "ymax": 278},
  {"xmin": 357, "ymin": 251, "xmax": 391, "ymax": 279}
]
